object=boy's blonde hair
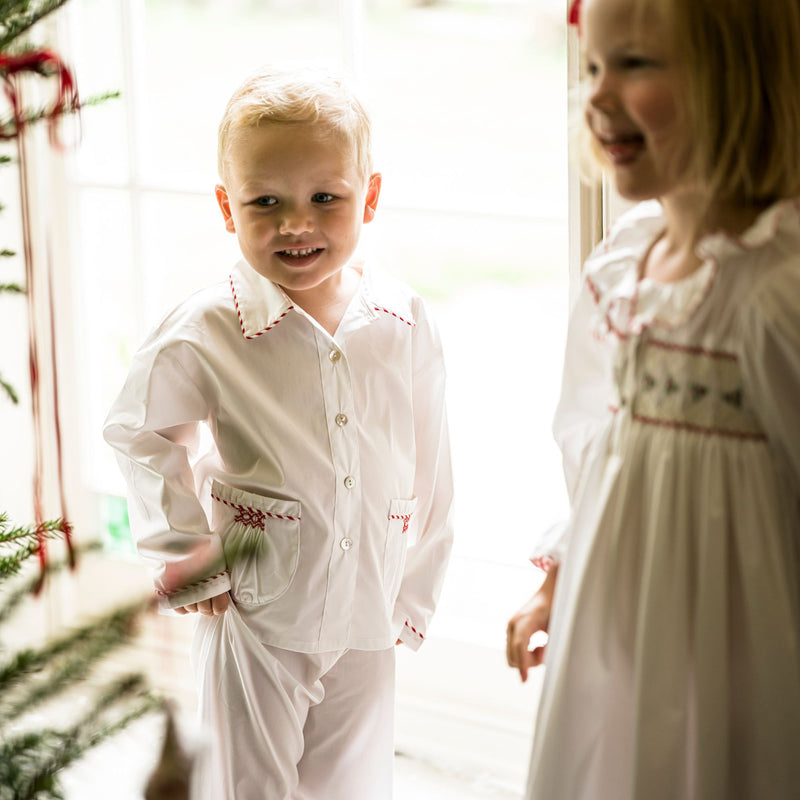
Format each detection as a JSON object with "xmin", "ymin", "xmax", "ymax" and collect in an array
[
  {"xmin": 581, "ymin": 0, "xmax": 800, "ymax": 209},
  {"xmin": 217, "ymin": 66, "xmax": 373, "ymax": 184}
]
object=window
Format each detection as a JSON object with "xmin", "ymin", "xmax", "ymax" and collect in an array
[{"xmin": 56, "ymin": 0, "xmax": 574, "ymax": 791}]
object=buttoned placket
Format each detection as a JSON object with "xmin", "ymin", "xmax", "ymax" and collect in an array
[{"xmin": 315, "ymin": 328, "xmax": 362, "ymax": 641}]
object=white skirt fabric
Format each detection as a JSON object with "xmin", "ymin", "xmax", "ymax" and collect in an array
[{"xmin": 527, "ymin": 421, "xmax": 800, "ymax": 800}]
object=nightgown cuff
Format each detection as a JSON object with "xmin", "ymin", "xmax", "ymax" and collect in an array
[
  {"xmin": 529, "ymin": 520, "xmax": 569, "ymax": 572},
  {"xmin": 155, "ymin": 570, "xmax": 231, "ymax": 613}
]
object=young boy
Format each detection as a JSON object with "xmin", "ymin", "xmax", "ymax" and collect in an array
[{"xmin": 103, "ymin": 67, "xmax": 454, "ymax": 800}]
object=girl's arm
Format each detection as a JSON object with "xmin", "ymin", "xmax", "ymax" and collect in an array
[{"xmin": 506, "ymin": 564, "xmax": 559, "ymax": 682}]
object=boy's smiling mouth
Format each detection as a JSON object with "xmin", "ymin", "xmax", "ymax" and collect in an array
[
  {"xmin": 278, "ymin": 247, "xmax": 323, "ymax": 257},
  {"xmin": 275, "ymin": 247, "xmax": 325, "ymax": 267}
]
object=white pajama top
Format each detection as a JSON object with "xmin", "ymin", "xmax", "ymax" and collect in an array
[
  {"xmin": 528, "ymin": 199, "xmax": 800, "ymax": 799},
  {"xmin": 104, "ymin": 259, "xmax": 454, "ymax": 654}
]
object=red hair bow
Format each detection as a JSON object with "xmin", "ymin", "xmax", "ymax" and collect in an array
[{"xmin": 568, "ymin": 0, "xmax": 582, "ymax": 27}]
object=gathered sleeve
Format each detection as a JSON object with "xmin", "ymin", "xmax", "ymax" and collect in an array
[
  {"xmin": 529, "ymin": 280, "xmax": 615, "ymax": 570},
  {"xmin": 393, "ymin": 300, "xmax": 455, "ymax": 651},
  {"xmin": 739, "ymin": 262, "xmax": 800, "ymax": 491},
  {"xmin": 103, "ymin": 337, "xmax": 231, "ymax": 611}
]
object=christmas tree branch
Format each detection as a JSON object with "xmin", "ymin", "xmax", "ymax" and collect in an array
[
  {"xmin": 0, "ymin": 0, "xmax": 72, "ymax": 50},
  {"xmin": 0, "ymin": 89, "xmax": 120, "ymax": 139},
  {"xmin": 0, "ymin": 677, "xmax": 165, "ymax": 800},
  {"xmin": 4, "ymin": 608, "xmax": 152, "ymax": 720},
  {"xmin": 0, "ymin": 372, "xmax": 19, "ymax": 404},
  {"xmin": 0, "ymin": 541, "xmax": 101, "ymax": 626},
  {"xmin": 0, "ymin": 597, "xmax": 154, "ymax": 693}
]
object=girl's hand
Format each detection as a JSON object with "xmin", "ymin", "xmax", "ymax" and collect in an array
[
  {"xmin": 506, "ymin": 565, "xmax": 559, "ymax": 682},
  {"xmin": 174, "ymin": 591, "xmax": 230, "ymax": 616}
]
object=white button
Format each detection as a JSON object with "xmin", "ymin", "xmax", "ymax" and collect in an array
[
  {"xmin": 340, "ymin": 537, "xmax": 353, "ymax": 551},
  {"xmin": 329, "ymin": 349, "xmax": 342, "ymax": 363},
  {"xmin": 344, "ymin": 476, "xmax": 356, "ymax": 489},
  {"xmin": 335, "ymin": 413, "xmax": 348, "ymax": 427}
]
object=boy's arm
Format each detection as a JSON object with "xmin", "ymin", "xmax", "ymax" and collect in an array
[
  {"xmin": 104, "ymin": 344, "xmax": 231, "ymax": 611},
  {"xmin": 393, "ymin": 301, "xmax": 455, "ymax": 651}
]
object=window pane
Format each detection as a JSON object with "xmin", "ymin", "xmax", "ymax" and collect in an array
[{"xmin": 138, "ymin": 0, "xmax": 345, "ymax": 189}]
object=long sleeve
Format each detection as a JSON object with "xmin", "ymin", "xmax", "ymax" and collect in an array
[
  {"xmin": 394, "ymin": 301, "xmax": 455, "ymax": 651},
  {"xmin": 531, "ymin": 280, "xmax": 614, "ymax": 568},
  {"xmin": 739, "ymin": 261, "xmax": 800, "ymax": 490},
  {"xmin": 103, "ymin": 337, "xmax": 231, "ymax": 610}
]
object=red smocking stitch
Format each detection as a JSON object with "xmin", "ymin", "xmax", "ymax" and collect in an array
[
  {"xmin": 404, "ymin": 621, "xmax": 424, "ymax": 639},
  {"xmin": 374, "ymin": 306, "xmax": 416, "ymax": 327},
  {"xmin": 229, "ymin": 274, "xmax": 293, "ymax": 339},
  {"xmin": 647, "ymin": 338, "xmax": 738, "ymax": 361},
  {"xmin": 609, "ymin": 406, "xmax": 767, "ymax": 442},
  {"xmin": 156, "ymin": 570, "xmax": 229, "ymax": 597},
  {"xmin": 233, "ymin": 506, "xmax": 266, "ymax": 530},
  {"xmin": 390, "ymin": 513, "xmax": 411, "ymax": 533},
  {"xmin": 212, "ymin": 492, "xmax": 301, "ymax": 524}
]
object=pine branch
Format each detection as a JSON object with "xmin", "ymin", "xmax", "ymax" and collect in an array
[
  {"xmin": 0, "ymin": 0, "xmax": 73, "ymax": 50},
  {"xmin": 0, "ymin": 679, "xmax": 165, "ymax": 800},
  {"xmin": 0, "ymin": 282, "xmax": 23, "ymax": 292},
  {"xmin": 0, "ymin": 518, "xmax": 68, "ymax": 548},
  {"xmin": 0, "ymin": 90, "xmax": 119, "ymax": 141},
  {"xmin": 0, "ymin": 373, "xmax": 19, "ymax": 405},
  {"xmin": 0, "ymin": 520, "xmax": 68, "ymax": 575},
  {"xmin": 0, "ymin": 597, "xmax": 153, "ymax": 693},
  {"xmin": 0, "ymin": 541, "xmax": 101, "ymax": 627},
  {"xmin": 0, "ymin": 540, "xmax": 38, "ymax": 582},
  {"xmin": 4, "ymin": 610, "xmax": 150, "ymax": 719},
  {"xmin": 0, "ymin": 249, "xmax": 17, "ymax": 257}
]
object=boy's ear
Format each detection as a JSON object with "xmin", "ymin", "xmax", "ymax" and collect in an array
[
  {"xmin": 363, "ymin": 173, "xmax": 382, "ymax": 224},
  {"xmin": 215, "ymin": 184, "xmax": 236, "ymax": 233}
]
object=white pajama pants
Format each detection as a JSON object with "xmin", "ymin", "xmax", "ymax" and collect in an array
[{"xmin": 189, "ymin": 604, "xmax": 396, "ymax": 800}]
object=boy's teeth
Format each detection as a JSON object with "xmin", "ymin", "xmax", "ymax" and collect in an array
[{"xmin": 283, "ymin": 248, "xmax": 319, "ymax": 256}]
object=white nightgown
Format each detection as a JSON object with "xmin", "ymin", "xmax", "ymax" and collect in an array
[{"xmin": 528, "ymin": 199, "xmax": 800, "ymax": 800}]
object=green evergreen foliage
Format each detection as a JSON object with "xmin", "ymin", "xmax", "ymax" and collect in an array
[
  {"xmin": 0, "ymin": 4, "xmax": 170, "ymax": 799},
  {"xmin": 0, "ymin": 518, "xmax": 165, "ymax": 800}
]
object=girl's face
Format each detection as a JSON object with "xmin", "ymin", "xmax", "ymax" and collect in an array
[{"xmin": 582, "ymin": 0, "xmax": 689, "ymax": 202}]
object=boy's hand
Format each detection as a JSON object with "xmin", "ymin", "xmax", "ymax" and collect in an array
[
  {"xmin": 506, "ymin": 564, "xmax": 559, "ymax": 682},
  {"xmin": 174, "ymin": 591, "xmax": 230, "ymax": 616}
]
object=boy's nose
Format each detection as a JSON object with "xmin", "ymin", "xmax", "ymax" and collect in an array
[{"xmin": 278, "ymin": 208, "xmax": 314, "ymax": 235}]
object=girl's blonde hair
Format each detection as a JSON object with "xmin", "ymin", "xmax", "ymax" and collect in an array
[
  {"xmin": 667, "ymin": 0, "xmax": 800, "ymax": 208},
  {"xmin": 217, "ymin": 66, "xmax": 373, "ymax": 184}
]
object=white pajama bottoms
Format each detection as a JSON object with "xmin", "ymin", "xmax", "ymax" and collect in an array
[{"xmin": 189, "ymin": 605, "xmax": 396, "ymax": 800}]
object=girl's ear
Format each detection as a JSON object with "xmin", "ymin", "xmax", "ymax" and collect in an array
[
  {"xmin": 363, "ymin": 173, "xmax": 382, "ymax": 223},
  {"xmin": 215, "ymin": 185, "xmax": 236, "ymax": 233}
]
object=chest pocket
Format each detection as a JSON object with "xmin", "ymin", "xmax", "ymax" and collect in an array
[
  {"xmin": 211, "ymin": 480, "xmax": 301, "ymax": 606},
  {"xmin": 383, "ymin": 496, "xmax": 418, "ymax": 602}
]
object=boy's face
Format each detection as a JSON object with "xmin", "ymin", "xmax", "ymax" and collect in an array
[{"xmin": 216, "ymin": 122, "xmax": 380, "ymax": 304}]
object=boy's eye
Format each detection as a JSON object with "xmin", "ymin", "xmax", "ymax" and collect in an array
[
  {"xmin": 254, "ymin": 196, "xmax": 277, "ymax": 207},
  {"xmin": 312, "ymin": 193, "xmax": 335, "ymax": 204}
]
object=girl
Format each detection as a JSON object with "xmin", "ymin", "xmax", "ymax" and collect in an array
[{"xmin": 506, "ymin": 0, "xmax": 800, "ymax": 798}]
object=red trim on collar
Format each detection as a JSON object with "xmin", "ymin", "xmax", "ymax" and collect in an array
[
  {"xmin": 230, "ymin": 274, "xmax": 293, "ymax": 339},
  {"xmin": 374, "ymin": 306, "xmax": 416, "ymax": 327}
]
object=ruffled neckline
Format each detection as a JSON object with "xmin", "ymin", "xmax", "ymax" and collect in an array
[{"xmin": 585, "ymin": 198, "xmax": 800, "ymax": 338}]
